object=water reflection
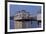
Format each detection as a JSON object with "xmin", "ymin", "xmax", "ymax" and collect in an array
[{"xmin": 10, "ymin": 20, "xmax": 41, "ymax": 29}]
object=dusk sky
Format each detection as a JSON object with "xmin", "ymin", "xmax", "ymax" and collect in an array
[{"xmin": 10, "ymin": 4, "xmax": 41, "ymax": 16}]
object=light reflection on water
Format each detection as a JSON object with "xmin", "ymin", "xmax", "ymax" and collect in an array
[{"xmin": 10, "ymin": 20, "xmax": 41, "ymax": 29}]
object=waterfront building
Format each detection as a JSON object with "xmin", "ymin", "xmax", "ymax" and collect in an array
[{"xmin": 14, "ymin": 10, "xmax": 41, "ymax": 29}]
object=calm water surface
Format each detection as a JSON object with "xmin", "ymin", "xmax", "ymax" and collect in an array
[{"xmin": 10, "ymin": 20, "xmax": 41, "ymax": 29}]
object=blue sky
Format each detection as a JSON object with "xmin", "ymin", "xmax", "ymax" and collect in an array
[
  {"xmin": 10, "ymin": 4, "xmax": 41, "ymax": 29},
  {"xmin": 10, "ymin": 4, "xmax": 41, "ymax": 16}
]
